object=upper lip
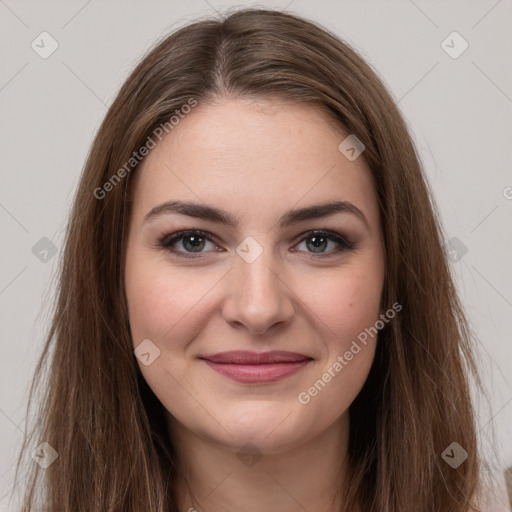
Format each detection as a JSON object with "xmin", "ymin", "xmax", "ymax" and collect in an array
[{"xmin": 199, "ymin": 350, "xmax": 312, "ymax": 364}]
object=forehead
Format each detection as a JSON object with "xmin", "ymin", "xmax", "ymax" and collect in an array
[{"xmin": 130, "ymin": 97, "xmax": 379, "ymax": 229}]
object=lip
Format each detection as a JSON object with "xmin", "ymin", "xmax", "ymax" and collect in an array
[{"xmin": 199, "ymin": 350, "xmax": 312, "ymax": 384}]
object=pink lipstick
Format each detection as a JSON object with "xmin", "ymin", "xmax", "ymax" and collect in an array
[{"xmin": 199, "ymin": 350, "xmax": 312, "ymax": 383}]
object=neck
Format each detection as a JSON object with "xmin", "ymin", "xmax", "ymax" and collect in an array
[{"xmin": 166, "ymin": 413, "xmax": 353, "ymax": 512}]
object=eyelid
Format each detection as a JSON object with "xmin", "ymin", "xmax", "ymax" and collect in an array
[
  {"xmin": 158, "ymin": 229, "xmax": 222, "ymax": 251},
  {"xmin": 157, "ymin": 228, "xmax": 355, "ymax": 258}
]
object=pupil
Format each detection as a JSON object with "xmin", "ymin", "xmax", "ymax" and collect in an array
[
  {"xmin": 307, "ymin": 236, "xmax": 327, "ymax": 253},
  {"xmin": 184, "ymin": 235, "xmax": 204, "ymax": 252}
]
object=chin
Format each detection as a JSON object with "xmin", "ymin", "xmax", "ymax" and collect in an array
[{"xmin": 208, "ymin": 403, "xmax": 313, "ymax": 454}]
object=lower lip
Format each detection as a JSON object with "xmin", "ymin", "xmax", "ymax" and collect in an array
[{"xmin": 202, "ymin": 359, "xmax": 311, "ymax": 383}]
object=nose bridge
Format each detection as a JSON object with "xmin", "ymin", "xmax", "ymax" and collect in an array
[
  {"xmin": 221, "ymin": 237, "xmax": 294, "ymax": 333},
  {"xmin": 239, "ymin": 249, "xmax": 280, "ymax": 300}
]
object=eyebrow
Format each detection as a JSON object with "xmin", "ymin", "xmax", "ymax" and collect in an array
[{"xmin": 143, "ymin": 199, "xmax": 369, "ymax": 230}]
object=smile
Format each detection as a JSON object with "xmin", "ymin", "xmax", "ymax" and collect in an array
[{"xmin": 199, "ymin": 350, "xmax": 313, "ymax": 384}]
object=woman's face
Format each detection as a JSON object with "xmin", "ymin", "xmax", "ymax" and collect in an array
[{"xmin": 125, "ymin": 97, "xmax": 385, "ymax": 453}]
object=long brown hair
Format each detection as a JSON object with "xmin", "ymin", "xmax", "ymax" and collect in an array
[{"xmin": 14, "ymin": 7, "xmax": 486, "ymax": 511}]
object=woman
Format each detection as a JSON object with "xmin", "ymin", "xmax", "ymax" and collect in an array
[{"xmin": 15, "ymin": 7, "xmax": 496, "ymax": 511}]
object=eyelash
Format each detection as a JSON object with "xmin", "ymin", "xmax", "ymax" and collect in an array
[{"xmin": 157, "ymin": 229, "xmax": 355, "ymax": 260}]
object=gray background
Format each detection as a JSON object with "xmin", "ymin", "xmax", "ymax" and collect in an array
[{"xmin": 1, "ymin": 0, "xmax": 511, "ymax": 509}]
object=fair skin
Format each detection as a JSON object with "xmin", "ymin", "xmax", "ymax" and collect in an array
[{"xmin": 124, "ymin": 97, "xmax": 385, "ymax": 512}]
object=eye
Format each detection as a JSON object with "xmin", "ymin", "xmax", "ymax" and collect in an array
[
  {"xmin": 158, "ymin": 229, "xmax": 355, "ymax": 259},
  {"xmin": 158, "ymin": 229, "xmax": 220, "ymax": 259},
  {"xmin": 292, "ymin": 230, "xmax": 355, "ymax": 256}
]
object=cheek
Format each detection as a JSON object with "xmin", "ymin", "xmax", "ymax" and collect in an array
[
  {"xmin": 293, "ymin": 266, "xmax": 383, "ymax": 414},
  {"xmin": 298, "ymin": 265, "xmax": 383, "ymax": 348},
  {"xmin": 125, "ymin": 254, "xmax": 218, "ymax": 349},
  {"xmin": 125, "ymin": 255, "xmax": 216, "ymax": 419}
]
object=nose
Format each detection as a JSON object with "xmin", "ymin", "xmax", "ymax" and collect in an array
[{"xmin": 221, "ymin": 249, "xmax": 295, "ymax": 336}]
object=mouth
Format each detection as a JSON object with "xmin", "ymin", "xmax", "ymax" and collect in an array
[{"xmin": 199, "ymin": 350, "xmax": 313, "ymax": 384}]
